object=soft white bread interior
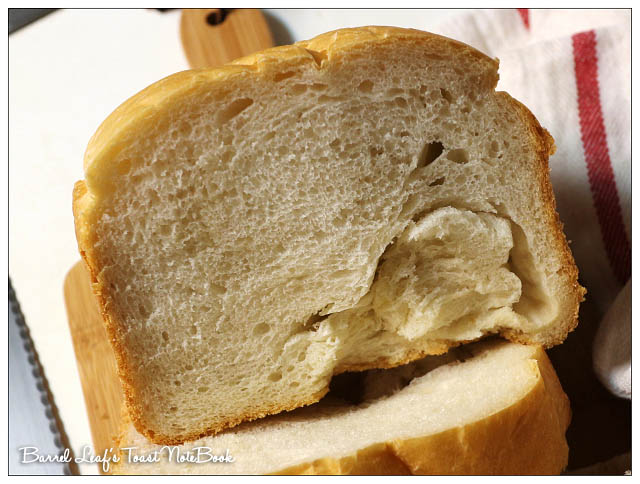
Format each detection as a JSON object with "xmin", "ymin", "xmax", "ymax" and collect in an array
[
  {"xmin": 112, "ymin": 341, "xmax": 571, "ymax": 475},
  {"xmin": 72, "ymin": 27, "xmax": 584, "ymax": 444}
]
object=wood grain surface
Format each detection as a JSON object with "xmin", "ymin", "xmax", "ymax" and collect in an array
[
  {"xmin": 63, "ymin": 261, "xmax": 122, "ymax": 473},
  {"xmin": 180, "ymin": 9, "xmax": 274, "ymax": 68}
]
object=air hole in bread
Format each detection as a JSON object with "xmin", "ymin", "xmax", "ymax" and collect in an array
[
  {"xmin": 268, "ymin": 372, "xmax": 283, "ymax": 382},
  {"xmin": 489, "ymin": 140, "xmax": 499, "ymax": 156},
  {"xmin": 394, "ymin": 97, "xmax": 408, "ymax": 108},
  {"xmin": 310, "ymin": 83, "xmax": 328, "ymax": 91},
  {"xmin": 274, "ymin": 71, "xmax": 296, "ymax": 82},
  {"xmin": 198, "ymin": 387, "xmax": 209, "ymax": 393},
  {"xmin": 329, "ymin": 138, "xmax": 341, "ymax": 150},
  {"xmin": 117, "ymin": 159, "xmax": 132, "ymax": 175},
  {"xmin": 313, "ymin": 230, "xmax": 327, "ymax": 242},
  {"xmin": 440, "ymin": 88, "xmax": 455, "ymax": 103},
  {"xmin": 253, "ymin": 323, "xmax": 270, "ymax": 336},
  {"xmin": 174, "ymin": 381, "xmax": 181, "ymax": 386},
  {"xmin": 176, "ymin": 189, "xmax": 188, "ymax": 200},
  {"xmin": 303, "ymin": 312, "xmax": 327, "ymax": 332},
  {"xmin": 177, "ymin": 122, "xmax": 192, "ymax": 137},
  {"xmin": 318, "ymin": 94, "xmax": 344, "ymax": 104},
  {"xmin": 429, "ymin": 177, "xmax": 446, "ymax": 187},
  {"xmin": 138, "ymin": 304, "xmax": 150, "ymax": 319},
  {"xmin": 446, "ymin": 148, "xmax": 469, "ymax": 164},
  {"xmin": 369, "ymin": 146, "xmax": 384, "ymax": 157},
  {"xmin": 357, "ymin": 80, "xmax": 373, "ymax": 93},
  {"xmin": 161, "ymin": 331, "xmax": 169, "ymax": 343},
  {"xmin": 221, "ymin": 151, "xmax": 234, "ymax": 164},
  {"xmin": 418, "ymin": 141, "xmax": 444, "ymax": 168},
  {"xmin": 291, "ymin": 84, "xmax": 307, "ymax": 95},
  {"xmin": 210, "ymin": 282, "xmax": 227, "ymax": 296},
  {"xmin": 217, "ymin": 98, "xmax": 254, "ymax": 125}
]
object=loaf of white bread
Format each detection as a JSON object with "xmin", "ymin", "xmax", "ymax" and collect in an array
[
  {"xmin": 113, "ymin": 340, "xmax": 571, "ymax": 475},
  {"xmin": 73, "ymin": 26, "xmax": 584, "ymax": 445}
]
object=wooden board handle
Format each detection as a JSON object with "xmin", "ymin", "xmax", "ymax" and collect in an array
[{"xmin": 180, "ymin": 8, "xmax": 275, "ymax": 68}]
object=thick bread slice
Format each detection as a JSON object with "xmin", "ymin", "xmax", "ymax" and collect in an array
[
  {"xmin": 112, "ymin": 341, "xmax": 571, "ymax": 475},
  {"xmin": 72, "ymin": 26, "xmax": 584, "ymax": 444}
]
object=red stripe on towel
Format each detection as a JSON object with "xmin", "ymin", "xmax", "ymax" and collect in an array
[
  {"xmin": 573, "ymin": 30, "xmax": 631, "ymax": 284},
  {"xmin": 517, "ymin": 9, "xmax": 530, "ymax": 29}
]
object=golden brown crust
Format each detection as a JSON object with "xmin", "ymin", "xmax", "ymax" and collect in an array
[
  {"xmin": 275, "ymin": 347, "xmax": 570, "ymax": 475},
  {"xmin": 496, "ymin": 93, "xmax": 585, "ymax": 348},
  {"xmin": 73, "ymin": 26, "xmax": 582, "ymax": 446},
  {"xmin": 152, "ymin": 387, "xmax": 330, "ymax": 446},
  {"xmin": 74, "ymin": 181, "xmax": 155, "ymax": 442},
  {"xmin": 335, "ymin": 341, "xmax": 450, "ymax": 374}
]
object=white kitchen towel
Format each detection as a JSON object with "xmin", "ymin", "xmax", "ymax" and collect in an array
[
  {"xmin": 593, "ymin": 280, "xmax": 631, "ymax": 399},
  {"xmin": 434, "ymin": 9, "xmax": 631, "ymax": 398}
]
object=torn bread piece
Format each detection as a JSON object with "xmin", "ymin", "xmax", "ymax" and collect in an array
[{"xmin": 73, "ymin": 26, "xmax": 584, "ymax": 444}]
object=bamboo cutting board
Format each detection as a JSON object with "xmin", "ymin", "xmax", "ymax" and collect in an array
[
  {"xmin": 181, "ymin": 9, "xmax": 274, "ymax": 68},
  {"xmin": 64, "ymin": 261, "xmax": 122, "ymax": 469}
]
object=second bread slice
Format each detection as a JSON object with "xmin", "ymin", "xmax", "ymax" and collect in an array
[{"xmin": 113, "ymin": 340, "xmax": 571, "ymax": 475}]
